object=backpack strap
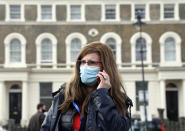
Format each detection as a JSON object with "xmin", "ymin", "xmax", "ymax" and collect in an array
[
  {"xmin": 126, "ymin": 97, "xmax": 133, "ymax": 130},
  {"xmin": 126, "ymin": 97, "xmax": 133, "ymax": 108},
  {"xmin": 126, "ymin": 97, "xmax": 133, "ymax": 118}
]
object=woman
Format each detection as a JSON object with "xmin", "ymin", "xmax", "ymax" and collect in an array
[{"xmin": 41, "ymin": 41, "xmax": 132, "ymax": 131}]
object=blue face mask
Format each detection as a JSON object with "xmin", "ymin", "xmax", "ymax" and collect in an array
[{"xmin": 80, "ymin": 64, "xmax": 100, "ymax": 85}]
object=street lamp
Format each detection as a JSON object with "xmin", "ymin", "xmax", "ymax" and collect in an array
[{"xmin": 133, "ymin": 11, "xmax": 148, "ymax": 130}]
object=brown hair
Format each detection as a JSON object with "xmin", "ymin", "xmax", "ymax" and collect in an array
[{"xmin": 59, "ymin": 41, "xmax": 127, "ymax": 117}]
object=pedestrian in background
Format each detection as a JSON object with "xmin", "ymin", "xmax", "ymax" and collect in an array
[
  {"xmin": 28, "ymin": 103, "xmax": 46, "ymax": 131},
  {"xmin": 41, "ymin": 41, "xmax": 132, "ymax": 131}
]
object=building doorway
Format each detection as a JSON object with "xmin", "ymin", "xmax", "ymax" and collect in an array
[
  {"xmin": 9, "ymin": 84, "xmax": 22, "ymax": 125},
  {"xmin": 166, "ymin": 83, "xmax": 178, "ymax": 121}
]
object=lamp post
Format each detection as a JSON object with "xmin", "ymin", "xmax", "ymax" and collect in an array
[{"xmin": 133, "ymin": 11, "xmax": 148, "ymax": 130}]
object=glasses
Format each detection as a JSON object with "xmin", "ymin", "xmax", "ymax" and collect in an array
[{"xmin": 77, "ymin": 60, "xmax": 102, "ymax": 66}]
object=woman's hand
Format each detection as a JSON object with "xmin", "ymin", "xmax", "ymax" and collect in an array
[{"xmin": 96, "ymin": 70, "xmax": 111, "ymax": 89}]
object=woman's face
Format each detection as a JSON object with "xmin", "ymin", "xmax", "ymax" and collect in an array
[{"xmin": 80, "ymin": 53, "xmax": 102, "ymax": 68}]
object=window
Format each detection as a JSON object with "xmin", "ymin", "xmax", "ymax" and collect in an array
[
  {"xmin": 65, "ymin": 33, "xmax": 87, "ymax": 67},
  {"xmin": 10, "ymin": 5, "xmax": 21, "ymax": 20},
  {"xmin": 159, "ymin": 32, "xmax": 182, "ymax": 66},
  {"xmin": 70, "ymin": 38, "xmax": 81, "ymax": 62},
  {"xmin": 130, "ymin": 32, "xmax": 152, "ymax": 66},
  {"xmin": 100, "ymin": 32, "xmax": 122, "ymax": 66},
  {"xmin": 40, "ymin": 82, "xmax": 52, "ymax": 111},
  {"xmin": 10, "ymin": 39, "xmax": 21, "ymax": 63},
  {"xmin": 135, "ymin": 4, "xmax": 145, "ymax": 19},
  {"xmin": 70, "ymin": 5, "xmax": 81, "ymax": 20},
  {"xmin": 35, "ymin": 33, "xmax": 57, "ymax": 68},
  {"xmin": 164, "ymin": 37, "xmax": 176, "ymax": 61},
  {"xmin": 136, "ymin": 81, "xmax": 148, "ymax": 111},
  {"xmin": 166, "ymin": 83, "xmax": 177, "ymax": 89},
  {"xmin": 4, "ymin": 33, "xmax": 26, "ymax": 68},
  {"xmin": 10, "ymin": 84, "xmax": 21, "ymax": 90},
  {"xmin": 106, "ymin": 38, "xmax": 116, "ymax": 59},
  {"xmin": 41, "ymin": 5, "xmax": 52, "ymax": 20},
  {"xmin": 164, "ymin": 4, "xmax": 174, "ymax": 19},
  {"xmin": 41, "ymin": 39, "xmax": 52, "ymax": 63},
  {"xmin": 105, "ymin": 5, "xmax": 116, "ymax": 20},
  {"xmin": 136, "ymin": 38, "xmax": 146, "ymax": 61},
  {"xmin": 38, "ymin": 5, "xmax": 55, "ymax": 21}
]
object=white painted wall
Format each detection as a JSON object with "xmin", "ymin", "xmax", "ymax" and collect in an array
[
  {"xmin": 27, "ymin": 82, "xmax": 40, "ymax": 121},
  {"xmin": 0, "ymin": 68, "xmax": 185, "ymax": 126},
  {"xmin": 0, "ymin": 81, "xmax": 6, "ymax": 125},
  {"xmin": 148, "ymin": 81, "xmax": 161, "ymax": 117}
]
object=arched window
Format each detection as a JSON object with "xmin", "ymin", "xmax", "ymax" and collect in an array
[
  {"xmin": 41, "ymin": 38, "xmax": 52, "ymax": 63},
  {"xmin": 65, "ymin": 33, "xmax": 87, "ymax": 67},
  {"xmin": 35, "ymin": 33, "xmax": 57, "ymax": 68},
  {"xmin": 164, "ymin": 37, "xmax": 176, "ymax": 61},
  {"xmin": 70, "ymin": 38, "xmax": 81, "ymax": 62},
  {"xmin": 159, "ymin": 32, "xmax": 181, "ymax": 66},
  {"xmin": 100, "ymin": 32, "xmax": 122, "ymax": 66},
  {"xmin": 10, "ymin": 39, "xmax": 21, "ymax": 63},
  {"xmin": 106, "ymin": 38, "xmax": 116, "ymax": 59},
  {"xmin": 4, "ymin": 33, "xmax": 26, "ymax": 67},
  {"xmin": 166, "ymin": 83, "xmax": 177, "ymax": 89},
  {"xmin": 130, "ymin": 32, "xmax": 152, "ymax": 66},
  {"xmin": 136, "ymin": 38, "xmax": 146, "ymax": 61},
  {"xmin": 10, "ymin": 84, "xmax": 21, "ymax": 90}
]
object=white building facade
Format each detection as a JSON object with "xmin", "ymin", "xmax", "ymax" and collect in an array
[{"xmin": 0, "ymin": 0, "xmax": 185, "ymax": 127}]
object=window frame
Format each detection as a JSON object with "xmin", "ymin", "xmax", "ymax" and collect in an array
[
  {"xmin": 161, "ymin": 3, "xmax": 179, "ymax": 21},
  {"xmin": 132, "ymin": 3, "xmax": 149, "ymax": 21},
  {"xmin": 102, "ymin": 4, "xmax": 120, "ymax": 21},
  {"xmin": 10, "ymin": 5, "xmax": 21, "ymax": 20},
  {"xmin": 70, "ymin": 5, "xmax": 81, "ymax": 20},
  {"xmin": 163, "ymin": 4, "xmax": 175, "ymax": 19},
  {"xmin": 100, "ymin": 32, "xmax": 122, "ymax": 67},
  {"xmin": 41, "ymin": 5, "xmax": 52, "ymax": 20},
  {"xmin": 6, "ymin": 4, "xmax": 25, "ymax": 21},
  {"xmin": 4, "ymin": 33, "xmax": 27, "ymax": 68},
  {"xmin": 65, "ymin": 33, "xmax": 87, "ymax": 67},
  {"xmin": 37, "ymin": 4, "xmax": 56, "ymax": 22},
  {"xmin": 135, "ymin": 4, "xmax": 146, "ymax": 19},
  {"xmin": 130, "ymin": 32, "xmax": 152, "ymax": 66},
  {"xmin": 67, "ymin": 4, "xmax": 85, "ymax": 22},
  {"xmin": 159, "ymin": 32, "xmax": 182, "ymax": 67},
  {"xmin": 35, "ymin": 33, "xmax": 57, "ymax": 68}
]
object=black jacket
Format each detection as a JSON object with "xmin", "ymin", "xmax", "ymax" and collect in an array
[{"xmin": 41, "ymin": 87, "xmax": 132, "ymax": 131}]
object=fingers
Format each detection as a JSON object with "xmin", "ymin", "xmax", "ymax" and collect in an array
[
  {"xmin": 96, "ymin": 71, "xmax": 108, "ymax": 83},
  {"xmin": 97, "ymin": 70, "xmax": 111, "ymax": 89},
  {"xmin": 96, "ymin": 73, "xmax": 104, "ymax": 82},
  {"xmin": 98, "ymin": 70, "xmax": 109, "ymax": 81}
]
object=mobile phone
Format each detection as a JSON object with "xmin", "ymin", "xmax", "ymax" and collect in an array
[
  {"xmin": 97, "ymin": 76, "xmax": 101, "ymax": 84},
  {"xmin": 97, "ymin": 69, "xmax": 103, "ymax": 84}
]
